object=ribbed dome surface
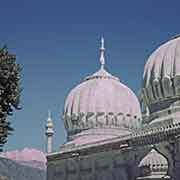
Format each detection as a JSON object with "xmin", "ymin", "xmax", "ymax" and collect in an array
[
  {"xmin": 141, "ymin": 35, "xmax": 180, "ymax": 110},
  {"xmin": 139, "ymin": 149, "xmax": 168, "ymax": 174},
  {"xmin": 63, "ymin": 67, "xmax": 142, "ymax": 136}
]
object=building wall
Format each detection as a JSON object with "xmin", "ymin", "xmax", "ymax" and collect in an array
[
  {"xmin": 47, "ymin": 141, "xmax": 180, "ymax": 180},
  {"xmin": 47, "ymin": 149, "xmax": 136, "ymax": 180}
]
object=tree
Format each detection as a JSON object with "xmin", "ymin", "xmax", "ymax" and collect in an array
[{"xmin": 0, "ymin": 46, "xmax": 21, "ymax": 150}]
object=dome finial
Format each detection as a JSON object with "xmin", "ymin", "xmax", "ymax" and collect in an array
[
  {"xmin": 48, "ymin": 110, "xmax": 51, "ymax": 120},
  {"xmin": 99, "ymin": 37, "xmax": 105, "ymax": 69}
]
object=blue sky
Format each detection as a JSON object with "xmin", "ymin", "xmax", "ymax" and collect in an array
[{"xmin": 1, "ymin": 0, "xmax": 180, "ymax": 152}]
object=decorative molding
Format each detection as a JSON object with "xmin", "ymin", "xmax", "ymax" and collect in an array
[
  {"xmin": 64, "ymin": 112, "xmax": 140, "ymax": 135},
  {"xmin": 141, "ymin": 75, "xmax": 180, "ymax": 111}
]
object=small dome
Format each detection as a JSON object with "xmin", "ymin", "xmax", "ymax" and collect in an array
[
  {"xmin": 63, "ymin": 38, "xmax": 142, "ymax": 138},
  {"xmin": 139, "ymin": 149, "xmax": 168, "ymax": 176},
  {"xmin": 141, "ymin": 35, "xmax": 180, "ymax": 113}
]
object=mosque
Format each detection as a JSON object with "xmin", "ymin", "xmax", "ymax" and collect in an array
[{"xmin": 45, "ymin": 35, "xmax": 180, "ymax": 180}]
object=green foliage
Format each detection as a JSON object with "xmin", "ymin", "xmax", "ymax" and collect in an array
[{"xmin": 0, "ymin": 46, "xmax": 22, "ymax": 149}]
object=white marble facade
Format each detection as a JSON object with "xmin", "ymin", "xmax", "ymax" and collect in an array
[{"xmin": 46, "ymin": 36, "xmax": 180, "ymax": 180}]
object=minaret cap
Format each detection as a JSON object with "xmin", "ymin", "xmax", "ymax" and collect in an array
[
  {"xmin": 99, "ymin": 37, "xmax": 105, "ymax": 69},
  {"xmin": 46, "ymin": 110, "xmax": 54, "ymax": 134}
]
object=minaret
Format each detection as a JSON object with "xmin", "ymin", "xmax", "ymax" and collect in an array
[{"xmin": 45, "ymin": 111, "xmax": 54, "ymax": 154}]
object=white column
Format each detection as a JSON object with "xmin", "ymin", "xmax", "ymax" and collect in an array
[{"xmin": 47, "ymin": 135, "xmax": 53, "ymax": 153}]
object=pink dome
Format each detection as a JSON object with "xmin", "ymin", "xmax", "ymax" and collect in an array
[
  {"xmin": 141, "ymin": 35, "xmax": 180, "ymax": 112},
  {"xmin": 64, "ymin": 67, "xmax": 142, "ymax": 137}
]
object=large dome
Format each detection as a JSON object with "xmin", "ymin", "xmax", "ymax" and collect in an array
[
  {"xmin": 63, "ymin": 38, "xmax": 142, "ymax": 138},
  {"xmin": 141, "ymin": 35, "xmax": 180, "ymax": 113}
]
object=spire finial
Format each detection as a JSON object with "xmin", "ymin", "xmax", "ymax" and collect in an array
[
  {"xmin": 99, "ymin": 37, "xmax": 105, "ymax": 69},
  {"xmin": 48, "ymin": 110, "xmax": 51, "ymax": 119},
  {"xmin": 47, "ymin": 110, "xmax": 53, "ymax": 124}
]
